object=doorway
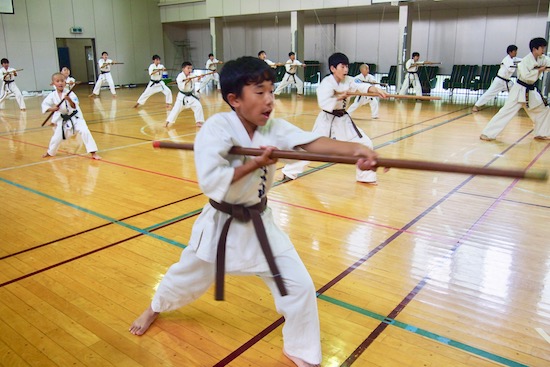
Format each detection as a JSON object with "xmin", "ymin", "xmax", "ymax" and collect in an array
[{"xmin": 56, "ymin": 38, "xmax": 97, "ymax": 83}]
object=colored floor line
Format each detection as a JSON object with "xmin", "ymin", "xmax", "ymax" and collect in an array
[{"xmin": 318, "ymin": 294, "xmax": 528, "ymax": 367}]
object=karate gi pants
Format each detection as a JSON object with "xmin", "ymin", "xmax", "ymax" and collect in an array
[
  {"xmin": 151, "ymin": 246, "xmax": 322, "ymax": 365},
  {"xmin": 474, "ymin": 77, "xmax": 513, "ymax": 108},
  {"xmin": 274, "ymin": 73, "xmax": 304, "ymax": 95},
  {"xmin": 398, "ymin": 73, "xmax": 422, "ymax": 96},
  {"xmin": 347, "ymin": 95, "xmax": 379, "ymax": 118},
  {"xmin": 92, "ymin": 72, "xmax": 116, "ymax": 95},
  {"xmin": 198, "ymin": 73, "xmax": 220, "ymax": 92},
  {"xmin": 47, "ymin": 118, "xmax": 98, "ymax": 156},
  {"xmin": 481, "ymin": 100, "xmax": 550, "ymax": 139},
  {"xmin": 166, "ymin": 94, "xmax": 204, "ymax": 124},
  {"xmin": 137, "ymin": 81, "xmax": 172, "ymax": 105},
  {"xmin": 0, "ymin": 82, "xmax": 26, "ymax": 109}
]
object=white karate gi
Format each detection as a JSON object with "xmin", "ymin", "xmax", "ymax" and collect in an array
[
  {"xmin": 92, "ymin": 58, "xmax": 116, "ymax": 96},
  {"xmin": 481, "ymin": 52, "xmax": 550, "ymax": 139},
  {"xmin": 166, "ymin": 72, "xmax": 204, "ymax": 125},
  {"xmin": 398, "ymin": 58, "xmax": 423, "ymax": 96},
  {"xmin": 198, "ymin": 58, "xmax": 221, "ymax": 91},
  {"xmin": 474, "ymin": 55, "xmax": 521, "ymax": 108},
  {"xmin": 152, "ymin": 110, "xmax": 323, "ymax": 364},
  {"xmin": 347, "ymin": 73, "xmax": 379, "ymax": 118},
  {"xmin": 42, "ymin": 90, "xmax": 98, "ymax": 156},
  {"xmin": 0, "ymin": 67, "xmax": 26, "ymax": 109},
  {"xmin": 136, "ymin": 63, "xmax": 172, "ymax": 105},
  {"xmin": 274, "ymin": 59, "xmax": 304, "ymax": 95},
  {"xmin": 282, "ymin": 74, "xmax": 377, "ymax": 182},
  {"xmin": 264, "ymin": 58, "xmax": 276, "ymax": 67},
  {"xmin": 64, "ymin": 76, "xmax": 79, "ymax": 104}
]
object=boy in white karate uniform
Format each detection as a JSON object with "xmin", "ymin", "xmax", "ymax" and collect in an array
[
  {"xmin": 90, "ymin": 51, "xmax": 117, "ymax": 98},
  {"xmin": 129, "ymin": 56, "xmax": 379, "ymax": 367},
  {"xmin": 398, "ymin": 52, "xmax": 423, "ymax": 96},
  {"xmin": 134, "ymin": 55, "xmax": 172, "ymax": 108},
  {"xmin": 480, "ymin": 37, "xmax": 550, "ymax": 141},
  {"xmin": 42, "ymin": 73, "xmax": 101, "ymax": 160},
  {"xmin": 258, "ymin": 50, "xmax": 277, "ymax": 68},
  {"xmin": 347, "ymin": 64, "xmax": 380, "ymax": 119},
  {"xmin": 0, "ymin": 58, "xmax": 26, "ymax": 110},
  {"xmin": 282, "ymin": 52, "xmax": 387, "ymax": 183},
  {"xmin": 198, "ymin": 53, "xmax": 222, "ymax": 92},
  {"xmin": 472, "ymin": 45, "xmax": 521, "ymax": 112},
  {"xmin": 165, "ymin": 61, "xmax": 204, "ymax": 127},
  {"xmin": 61, "ymin": 67, "xmax": 78, "ymax": 103},
  {"xmin": 274, "ymin": 51, "xmax": 304, "ymax": 96}
]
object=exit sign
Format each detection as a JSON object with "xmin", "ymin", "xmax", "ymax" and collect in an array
[{"xmin": 70, "ymin": 27, "xmax": 83, "ymax": 34}]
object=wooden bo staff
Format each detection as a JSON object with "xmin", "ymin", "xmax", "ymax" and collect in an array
[
  {"xmin": 166, "ymin": 71, "xmax": 215, "ymax": 85},
  {"xmin": 3, "ymin": 68, "xmax": 23, "ymax": 75},
  {"xmin": 151, "ymin": 141, "xmax": 548, "ymax": 181},
  {"xmin": 41, "ymin": 83, "xmax": 78, "ymax": 127},
  {"xmin": 346, "ymin": 92, "xmax": 441, "ymax": 101}
]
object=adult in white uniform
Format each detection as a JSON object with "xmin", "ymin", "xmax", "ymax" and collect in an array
[
  {"xmin": 347, "ymin": 64, "xmax": 380, "ymax": 119},
  {"xmin": 166, "ymin": 61, "xmax": 204, "ymax": 127},
  {"xmin": 481, "ymin": 37, "xmax": 550, "ymax": 141},
  {"xmin": 398, "ymin": 52, "xmax": 423, "ymax": 96},
  {"xmin": 472, "ymin": 45, "xmax": 521, "ymax": 112},
  {"xmin": 129, "ymin": 57, "xmax": 379, "ymax": 367},
  {"xmin": 282, "ymin": 53, "xmax": 387, "ymax": 183},
  {"xmin": 42, "ymin": 73, "xmax": 100, "ymax": 160},
  {"xmin": 274, "ymin": 52, "xmax": 304, "ymax": 96},
  {"xmin": 0, "ymin": 58, "xmax": 26, "ymax": 110},
  {"xmin": 134, "ymin": 55, "xmax": 172, "ymax": 108},
  {"xmin": 90, "ymin": 52, "xmax": 117, "ymax": 97},
  {"xmin": 198, "ymin": 53, "xmax": 222, "ymax": 92}
]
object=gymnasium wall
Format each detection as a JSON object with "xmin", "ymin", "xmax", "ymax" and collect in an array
[
  {"xmin": 0, "ymin": 0, "xmax": 163, "ymax": 91},
  {"xmin": 162, "ymin": 2, "xmax": 549, "ymax": 75}
]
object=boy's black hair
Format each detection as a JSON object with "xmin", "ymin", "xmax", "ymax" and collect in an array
[
  {"xmin": 506, "ymin": 45, "xmax": 518, "ymax": 54},
  {"xmin": 289, "ymin": 51, "xmax": 295, "ymax": 57},
  {"xmin": 152, "ymin": 54, "xmax": 161, "ymax": 60},
  {"xmin": 1, "ymin": 58, "xmax": 8, "ymax": 64},
  {"xmin": 181, "ymin": 61, "xmax": 192, "ymax": 68},
  {"xmin": 101, "ymin": 51, "xmax": 108, "ymax": 56},
  {"xmin": 328, "ymin": 52, "xmax": 349, "ymax": 71},
  {"xmin": 412, "ymin": 52, "xmax": 420, "ymax": 58},
  {"xmin": 208, "ymin": 53, "xmax": 214, "ymax": 58},
  {"xmin": 529, "ymin": 37, "xmax": 547, "ymax": 51},
  {"xmin": 258, "ymin": 50, "xmax": 266, "ymax": 57},
  {"xmin": 220, "ymin": 56, "xmax": 275, "ymax": 110}
]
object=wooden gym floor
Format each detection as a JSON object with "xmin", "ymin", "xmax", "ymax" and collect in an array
[{"xmin": 1, "ymin": 83, "xmax": 550, "ymax": 366}]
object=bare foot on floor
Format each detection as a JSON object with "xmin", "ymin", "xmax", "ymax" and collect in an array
[
  {"xmin": 129, "ymin": 306, "xmax": 159, "ymax": 336},
  {"xmin": 284, "ymin": 349, "xmax": 320, "ymax": 367},
  {"xmin": 42, "ymin": 152, "xmax": 52, "ymax": 158},
  {"xmin": 91, "ymin": 152, "xmax": 102, "ymax": 160}
]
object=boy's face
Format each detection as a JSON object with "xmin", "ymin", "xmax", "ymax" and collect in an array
[
  {"xmin": 102, "ymin": 54, "xmax": 108, "ymax": 60},
  {"xmin": 510, "ymin": 50, "xmax": 518, "ymax": 58},
  {"xmin": 533, "ymin": 46, "xmax": 546, "ymax": 57},
  {"xmin": 290, "ymin": 54, "xmax": 295, "ymax": 61},
  {"xmin": 183, "ymin": 65, "xmax": 193, "ymax": 75},
  {"xmin": 229, "ymin": 80, "xmax": 274, "ymax": 128},
  {"xmin": 413, "ymin": 55, "xmax": 420, "ymax": 61},
  {"xmin": 361, "ymin": 66, "xmax": 369, "ymax": 76},
  {"xmin": 153, "ymin": 58, "xmax": 160, "ymax": 65},
  {"xmin": 330, "ymin": 63, "xmax": 348, "ymax": 81},
  {"xmin": 52, "ymin": 75, "xmax": 66, "ymax": 91},
  {"xmin": 209, "ymin": 55, "xmax": 214, "ymax": 60},
  {"xmin": 61, "ymin": 69, "xmax": 70, "ymax": 77},
  {"xmin": 259, "ymin": 53, "xmax": 266, "ymax": 60},
  {"xmin": 2, "ymin": 62, "xmax": 8, "ymax": 69}
]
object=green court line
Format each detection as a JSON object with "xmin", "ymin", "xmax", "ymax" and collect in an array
[
  {"xmin": 318, "ymin": 294, "xmax": 528, "ymax": 367},
  {"xmin": 0, "ymin": 177, "xmax": 187, "ymax": 250}
]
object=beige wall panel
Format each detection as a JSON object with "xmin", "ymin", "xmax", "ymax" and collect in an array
[
  {"xmin": 27, "ymin": 0, "xmax": 57, "ymax": 90},
  {"xmin": 50, "ymin": 0, "xmax": 73, "ymax": 38},
  {"xmin": 222, "ymin": 0, "xmax": 240, "ymax": 16},
  {"xmin": 72, "ymin": 0, "xmax": 96, "ymax": 38},
  {"xmin": 240, "ymin": 0, "xmax": 259, "ymax": 15}
]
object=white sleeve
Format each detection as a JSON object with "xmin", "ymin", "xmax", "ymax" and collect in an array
[
  {"xmin": 41, "ymin": 93, "xmax": 55, "ymax": 114},
  {"xmin": 317, "ymin": 78, "xmax": 338, "ymax": 111}
]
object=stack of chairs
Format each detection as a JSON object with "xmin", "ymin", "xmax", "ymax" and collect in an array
[
  {"xmin": 380, "ymin": 65, "xmax": 397, "ymax": 91},
  {"xmin": 303, "ymin": 60, "xmax": 321, "ymax": 85},
  {"xmin": 274, "ymin": 65, "xmax": 286, "ymax": 83},
  {"xmin": 419, "ymin": 66, "xmax": 439, "ymax": 95},
  {"xmin": 443, "ymin": 65, "xmax": 479, "ymax": 94},
  {"xmin": 471, "ymin": 64, "xmax": 500, "ymax": 92}
]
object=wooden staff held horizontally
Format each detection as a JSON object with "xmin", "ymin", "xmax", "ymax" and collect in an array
[
  {"xmin": 151, "ymin": 141, "xmax": 548, "ymax": 181},
  {"xmin": 41, "ymin": 83, "xmax": 78, "ymax": 126},
  {"xmin": 336, "ymin": 90, "xmax": 441, "ymax": 101},
  {"xmin": 166, "ymin": 71, "xmax": 215, "ymax": 85}
]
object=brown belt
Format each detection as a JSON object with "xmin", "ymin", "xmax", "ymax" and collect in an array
[{"xmin": 209, "ymin": 197, "xmax": 287, "ymax": 301}]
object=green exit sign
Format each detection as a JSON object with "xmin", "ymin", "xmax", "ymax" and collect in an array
[{"xmin": 70, "ymin": 27, "xmax": 83, "ymax": 34}]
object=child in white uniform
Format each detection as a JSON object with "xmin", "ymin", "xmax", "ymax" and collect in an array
[
  {"xmin": 347, "ymin": 64, "xmax": 380, "ymax": 119},
  {"xmin": 90, "ymin": 51, "xmax": 117, "ymax": 97},
  {"xmin": 480, "ymin": 37, "xmax": 550, "ymax": 141},
  {"xmin": 42, "ymin": 73, "xmax": 101, "ymax": 160},
  {"xmin": 129, "ymin": 56, "xmax": 379, "ymax": 367},
  {"xmin": 198, "ymin": 53, "xmax": 222, "ymax": 92},
  {"xmin": 282, "ymin": 53, "xmax": 387, "ymax": 183},
  {"xmin": 0, "ymin": 58, "xmax": 26, "ymax": 110},
  {"xmin": 398, "ymin": 52, "xmax": 423, "ymax": 96},
  {"xmin": 166, "ymin": 62, "xmax": 204, "ymax": 127},
  {"xmin": 274, "ymin": 52, "xmax": 304, "ymax": 96},
  {"xmin": 134, "ymin": 55, "xmax": 172, "ymax": 108}
]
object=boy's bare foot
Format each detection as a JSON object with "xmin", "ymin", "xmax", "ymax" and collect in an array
[
  {"xmin": 472, "ymin": 106, "xmax": 479, "ymax": 112},
  {"xmin": 196, "ymin": 122, "xmax": 203, "ymax": 127},
  {"xmin": 166, "ymin": 104, "xmax": 172, "ymax": 109},
  {"xmin": 283, "ymin": 349, "xmax": 320, "ymax": 367},
  {"xmin": 534, "ymin": 135, "xmax": 550, "ymax": 140},
  {"xmin": 133, "ymin": 103, "xmax": 140, "ymax": 108},
  {"xmin": 129, "ymin": 306, "xmax": 159, "ymax": 336},
  {"xmin": 42, "ymin": 152, "xmax": 52, "ymax": 158},
  {"xmin": 20, "ymin": 108, "xmax": 26, "ymax": 111},
  {"xmin": 359, "ymin": 181, "xmax": 378, "ymax": 186},
  {"xmin": 112, "ymin": 95, "xmax": 117, "ymax": 98},
  {"xmin": 480, "ymin": 134, "xmax": 494, "ymax": 141},
  {"xmin": 91, "ymin": 152, "xmax": 102, "ymax": 160}
]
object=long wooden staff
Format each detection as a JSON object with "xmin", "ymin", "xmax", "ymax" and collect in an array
[
  {"xmin": 41, "ymin": 84, "xmax": 78, "ymax": 126},
  {"xmin": 152, "ymin": 141, "xmax": 548, "ymax": 181},
  {"xmin": 346, "ymin": 92, "xmax": 441, "ymax": 101},
  {"xmin": 167, "ymin": 71, "xmax": 215, "ymax": 85}
]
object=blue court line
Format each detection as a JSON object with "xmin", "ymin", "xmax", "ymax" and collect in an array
[
  {"xmin": 0, "ymin": 177, "xmax": 187, "ymax": 250},
  {"xmin": 318, "ymin": 294, "xmax": 528, "ymax": 367}
]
